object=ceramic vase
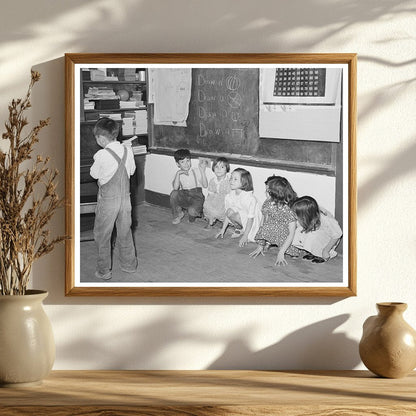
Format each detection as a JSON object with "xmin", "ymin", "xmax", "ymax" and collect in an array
[
  {"xmin": 359, "ymin": 302, "xmax": 416, "ymax": 378},
  {"xmin": 0, "ymin": 290, "xmax": 55, "ymax": 387}
]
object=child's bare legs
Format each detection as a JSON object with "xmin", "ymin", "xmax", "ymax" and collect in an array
[
  {"xmin": 225, "ymin": 208, "xmax": 243, "ymax": 238},
  {"xmin": 215, "ymin": 217, "xmax": 229, "ymax": 239},
  {"xmin": 216, "ymin": 208, "xmax": 242, "ymax": 239},
  {"xmin": 203, "ymin": 212, "xmax": 217, "ymax": 227},
  {"xmin": 203, "ymin": 215, "xmax": 217, "ymax": 229}
]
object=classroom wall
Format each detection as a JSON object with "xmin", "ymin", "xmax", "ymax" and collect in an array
[{"xmin": 0, "ymin": 1, "xmax": 415, "ymax": 371}]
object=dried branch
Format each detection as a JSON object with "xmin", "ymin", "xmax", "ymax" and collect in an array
[{"xmin": 0, "ymin": 71, "xmax": 66, "ymax": 295}]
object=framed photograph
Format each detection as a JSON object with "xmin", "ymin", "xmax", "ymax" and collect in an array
[{"xmin": 65, "ymin": 53, "xmax": 356, "ymax": 296}]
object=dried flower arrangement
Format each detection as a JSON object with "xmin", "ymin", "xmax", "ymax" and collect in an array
[{"xmin": 0, "ymin": 71, "xmax": 65, "ymax": 295}]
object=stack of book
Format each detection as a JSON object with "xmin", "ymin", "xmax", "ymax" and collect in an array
[
  {"xmin": 85, "ymin": 87, "xmax": 120, "ymax": 110},
  {"xmin": 84, "ymin": 99, "xmax": 95, "ymax": 110},
  {"xmin": 120, "ymin": 101, "xmax": 136, "ymax": 109},
  {"xmin": 119, "ymin": 100, "xmax": 145, "ymax": 109},
  {"xmin": 90, "ymin": 69, "xmax": 106, "ymax": 81},
  {"xmin": 122, "ymin": 136, "xmax": 147, "ymax": 155},
  {"xmin": 100, "ymin": 113, "xmax": 122, "ymax": 121},
  {"xmin": 132, "ymin": 145, "xmax": 147, "ymax": 155},
  {"xmin": 85, "ymin": 87, "xmax": 117, "ymax": 100}
]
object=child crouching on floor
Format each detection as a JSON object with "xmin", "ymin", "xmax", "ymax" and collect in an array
[
  {"xmin": 291, "ymin": 196, "xmax": 342, "ymax": 263},
  {"xmin": 215, "ymin": 168, "xmax": 262, "ymax": 247},
  {"xmin": 203, "ymin": 156, "xmax": 231, "ymax": 227},
  {"xmin": 249, "ymin": 176, "xmax": 300, "ymax": 266},
  {"xmin": 170, "ymin": 148, "xmax": 208, "ymax": 224}
]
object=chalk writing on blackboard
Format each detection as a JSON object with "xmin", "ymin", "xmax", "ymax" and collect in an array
[{"xmin": 196, "ymin": 73, "xmax": 245, "ymax": 143}]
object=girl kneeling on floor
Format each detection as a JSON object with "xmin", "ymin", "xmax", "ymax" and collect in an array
[
  {"xmin": 291, "ymin": 196, "xmax": 342, "ymax": 263},
  {"xmin": 215, "ymin": 168, "xmax": 262, "ymax": 248},
  {"xmin": 249, "ymin": 176, "xmax": 300, "ymax": 266}
]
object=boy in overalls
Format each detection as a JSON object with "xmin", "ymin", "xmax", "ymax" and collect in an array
[
  {"xmin": 90, "ymin": 118, "xmax": 138, "ymax": 280},
  {"xmin": 170, "ymin": 148, "xmax": 208, "ymax": 224}
]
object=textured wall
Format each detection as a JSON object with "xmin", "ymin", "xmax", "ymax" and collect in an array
[{"xmin": 0, "ymin": 0, "xmax": 415, "ymax": 370}]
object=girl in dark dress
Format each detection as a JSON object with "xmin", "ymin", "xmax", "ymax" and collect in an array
[{"xmin": 249, "ymin": 176, "xmax": 300, "ymax": 266}]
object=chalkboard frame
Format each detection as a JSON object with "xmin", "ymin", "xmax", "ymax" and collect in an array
[{"xmin": 65, "ymin": 53, "xmax": 357, "ymax": 297}]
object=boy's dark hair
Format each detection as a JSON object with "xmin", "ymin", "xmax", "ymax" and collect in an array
[
  {"xmin": 93, "ymin": 117, "xmax": 119, "ymax": 140},
  {"xmin": 212, "ymin": 157, "xmax": 230, "ymax": 173},
  {"xmin": 174, "ymin": 148, "xmax": 191, "ymax": 163},
  {"xmin": 291, "ymin": 196, "xmax": 321, "ymax": 233},
  {"xmin": 267, "ymin": 176, "xmax": 297, "ymax": 207},
  {"xmin": 233, "ymin": 168, "xmax": 253, "ymax": 192}
]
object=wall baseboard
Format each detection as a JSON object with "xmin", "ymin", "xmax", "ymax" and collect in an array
[{"xmin": 145, "ymin": 190, "xmax": 170, "ymax": 209}]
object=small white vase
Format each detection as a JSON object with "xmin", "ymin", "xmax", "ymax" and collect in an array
[{"xmin": 0, "ymin": 290, "xmax": 55, "ymax": 387}]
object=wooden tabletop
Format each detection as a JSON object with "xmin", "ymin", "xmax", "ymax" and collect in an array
[{"xmin": 1, "ymin": 370, "xmax": 415, "ymax": 415}]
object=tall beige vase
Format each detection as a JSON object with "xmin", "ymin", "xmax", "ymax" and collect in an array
[
  {"xmin": 0, "ymin": 290, "xmax": 55, "ymax": 387},
  {"xmin": 359, "ymin": 302, "xmax": 416, "ymax": 378}
]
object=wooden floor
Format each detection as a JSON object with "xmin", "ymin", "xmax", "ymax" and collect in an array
[{"xmin": 80, "ymin": 203, "xmax": 343, "ymax": 284}]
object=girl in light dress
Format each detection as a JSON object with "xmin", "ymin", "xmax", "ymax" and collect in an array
[
  {"xmin": 291, "ymin": 196, "xmax": 342, "ymax": 263},
  {"xmin": 249, "ymin": 176, "xmax": 300, "ymax": 266},
  {"xmin": 203, "ymin": 157, "xmax": 231, "ymax": 227},
  {"xmin": 215, "ymin": 168, "xmax": 262, "ymax": 248}
]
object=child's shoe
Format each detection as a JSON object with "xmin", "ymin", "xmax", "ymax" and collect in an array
[
  {"xmin": 231, "ymin": 229, "xmax": 242, "ymax": 238},
  {"xmin": 312, "ymin": 256, "xmax": 325, "ymax": 263},
  {"xmin": 203, "ymin": 219, "xmax": 216, "ymax": 230},
  {"xmin": 172, "ymin": 210, "xmax": 185, "ymax": 225},
  {"xmin": 95, "ymin": 270, "xmax": 112, "ymax": 280},
  {"xmin": 121, "ymin": 260, "xmax": 138, "ymax": 273},
  {"xmin": 121, "ymin": 267, "xmax": 137, "ymax": 273}
]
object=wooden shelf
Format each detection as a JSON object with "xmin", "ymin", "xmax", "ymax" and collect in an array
[
  {"xmin": 83, "ymin": 80, "xmax": 146, "ymax": 85},
  {"xmin": 1, "ymin": 370, "xmax": 415, "ymax": 415},
  {"xmin": 84, "ymin": 107, "xmax": 147, "ymax": 113}
]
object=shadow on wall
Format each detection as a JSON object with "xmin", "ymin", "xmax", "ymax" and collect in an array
[
  {"xmin": 208, "ymin": 314, "xmax": 360, "ymax": 370},
  {"xmin": 356, "ymin": 55, "xmax": 416, "ymax": 210},
  {"xmin": 54, "ymin": 308, "xmax": 359, "ymax": 370},
  {"xmin": 55, "ymin": 312, "xmax": 206, "ymax": 369},
  {"xmin": 358, "ymin": 139, "xmax": 416, "ymax": 209},
  {"xmin": 0, "ymin": 0, "xmax": 414, "ymax": 97}
]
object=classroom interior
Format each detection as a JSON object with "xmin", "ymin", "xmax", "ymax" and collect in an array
[{"xmin": 79, "ymin": 66, "xmax": 345, "ymax": 285}]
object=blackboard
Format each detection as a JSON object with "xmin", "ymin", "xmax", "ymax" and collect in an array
[{"xmin": 150, "ymin": 68, "xmax": 336, "ymax": 174}]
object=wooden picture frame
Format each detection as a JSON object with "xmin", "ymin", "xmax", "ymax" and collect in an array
[{"xmin": 65, "ymin": 53, "xmax": 356, "ymax": 296}]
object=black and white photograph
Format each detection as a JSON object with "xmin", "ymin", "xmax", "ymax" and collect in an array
[{"xmin": 65, "ymin": 54, "xmax": 356, "ymax": 296}]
